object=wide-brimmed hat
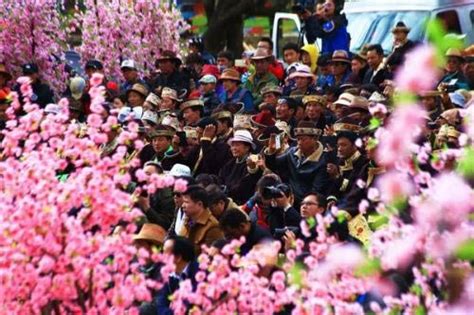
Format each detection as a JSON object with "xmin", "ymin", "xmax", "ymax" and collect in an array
[
  {"xmin": 445, "ymin": 48, "xmax": 464, "ymax": 61},
  {"xmin": 333, "ymin": 117, "xmax": 363, "ymax": 133},
  {"xmin": 302, "ymin": 95, "xmax": 327, "ymax": 107},
  {"xmin": 126, "ymin": 83, "xmax": 149, "ymax": 98},
  {"xmin": 350, "ymin": 96, "xmax": 369, "ymax": 111},
  {"xmin": 141, "ymin": 110, "xmax": 159, "ymax": 125},
  {"xmin": 228, "ymin": 129, "xmax": 256, "ymax": 150},
  {"xmin": 391, "ymin": 21, "xmax": 410, "ymax": 34},
  {"xmin": 288, "ymin": 64, "xmax": 316, "ymax": 81},
  {"xmin": 257, "ymin": 125, "xmax": 284, "ymax": 142},
  {"xmin": 70, "ymin": 77, "xmax": 86, "ymax": 100},
  {"xmin": 251, "ymin": 111, "xmax": 276, "ymax": 129},
  {"xmin": 180, "ymin": 99, "xmax": 204, "ymax": 111},
  {"xmin": 219, "ymin": 68, "xmax": 241, "ymax": 82},
  {"xmin": 330, "ymin": 50, "xmax": 351, "ymax": 64},
  {"xmin": 149, "ymin": 125, "xmax": 175, "ymax": 138},
  {"xmin": 261, "ymin": 84, "xmax": 282, "ymax": 96},
  {"xmin": 334, "ymin": 93, "xmax": 355, "ymax": 107},
  {"xmin": 233, "ymin": 114, "xmax": 253, "ymax": 130},
  {"xmin": 133, "ymin": 223, "xmax": 167, "ymax": 245},
  {"xmin": 161, "ymin": 87, "xmax": 182, "ymax": 102},
  {"xmin": 294, "ymin": 121, "xmax": 322, "ymax": 137},
  {"xmin": 161, "ymin": 113, "xmax": 180, "ymax": 131},
  {"xmin": 0, "ymin": 64, "xmax": 12, "ymax": 81},
  {"xmin": 251, "ymin": 48, "xmax": 272, "ymax": 61},
  {"xmin": 275, "ymin": 120, "xmax": 294, "ymax": 140},
  {"xmin": 145, "ymin": 93, "xmax": 161, "ymax": 108},
  {"xmin": 156, "ymin": 50, "xmax": 182, "ymax": 66},
  {"xmin": 211, "ymin": 110, "xmax": 233, "ymax": 121}
]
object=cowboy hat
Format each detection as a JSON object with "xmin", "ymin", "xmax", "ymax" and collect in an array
[
  {"xmin": 180, "ymin": 99, "xmax": 204, "ymax": 111},
  {"xmin": 155, "ymin": 50, "xmax": 182, "ymax": 66},
  {"xmin": 161, "ymin": 87, "xmax": 182, "ymax": 102},
  {"xmin": 133, "ymin": 223, "xmax": 167, "ymax": 245},
  {"xmin": 251, "ymin": 48, "xmax": 272, "ymax": 61},
  {"xmin": 219, "ymin": 68, "xmax": 241, "ymax": 82},
  {"xmin": 334, "ymin": 93, "xmax": 355, "ymax": 107},
  {"xmin": 288, "ymin": 64, "xmax": 316, "ymax": 81},
  {"xmin": 330, "ymin": 50, "xmax": 351, "ymax": 64},
  {"xmin": 126, "ymin": 83, "xmax": 149, "ymax": 98}
]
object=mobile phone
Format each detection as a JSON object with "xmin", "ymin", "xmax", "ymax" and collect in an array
[{"xmin": 275, "ymin": 133, "xmax": 282, "ymax": 150}]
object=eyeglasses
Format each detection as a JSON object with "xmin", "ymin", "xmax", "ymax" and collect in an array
[{"xmin": 300, "ymin": 201, "xmax": 318, "ymax": 206}]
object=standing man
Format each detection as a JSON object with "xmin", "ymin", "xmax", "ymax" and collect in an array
[
  {"xmin": 385, "ymin": 22, "xmax": 416, "ymax": 73},
  {"xmin": 244, "ymin": 48, "xmax": 279, "ymax": 106},
  {"xmin": 362, "ymin": 44, "xmax": 390, "ymax": 89},
  {"xmin": 151, "ymin": 51, "xmax": 190, "ymax": 97},
  {"xmin": 120, "ymin": 59, "xmax": 147, "ymax": 94}
]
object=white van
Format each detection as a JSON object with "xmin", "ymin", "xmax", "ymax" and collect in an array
[{"xmin": 272, "ymin": 0, "xmax": 474, "ymax": 58}]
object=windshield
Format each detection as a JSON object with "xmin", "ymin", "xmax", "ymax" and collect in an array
[{"xmin": 346, "ymin": 11, "xmax": 430, "ymax": 54}]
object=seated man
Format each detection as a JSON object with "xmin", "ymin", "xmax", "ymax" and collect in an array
[
  {"xmin": 152, "ymin": 236, "xmax": 198, "ymax": 315},
  {"xmin": 219, "ymin": 208, "xmax": 273, "ymax": 256},
  {"xmin": 177, "ymin": 185, "xmax": 223, "ymax": 254}
]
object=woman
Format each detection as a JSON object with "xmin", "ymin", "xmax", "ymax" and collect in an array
[{"xmin": 126, "ymin": 83, "xmax": 149, "ymax": 108}]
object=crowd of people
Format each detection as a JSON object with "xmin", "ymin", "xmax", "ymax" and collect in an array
[{"xmin": 1, "ymin": 0, "xmax": 474, "ymax": 313}]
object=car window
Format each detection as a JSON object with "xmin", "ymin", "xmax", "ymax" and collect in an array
[
  {"xmin": 436, "ymin": 10, "xmax": 462, "ymax": 34},
  {"xmin": 347, "ymin": 11, "xmax": 430, "ymax": 54}
]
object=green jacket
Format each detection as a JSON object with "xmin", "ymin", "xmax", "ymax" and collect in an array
[{"xmin": 244, "ymin": 72, "xmax": 279, "ymax": 106}]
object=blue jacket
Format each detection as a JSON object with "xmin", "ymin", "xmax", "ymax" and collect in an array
[
  {"xmin": 322, "ymin": 25, "xmax": 350, "ymax": 54},
  {"xmin": 219, "ymin": 86, "xmax": 255, "ymax": 113}
]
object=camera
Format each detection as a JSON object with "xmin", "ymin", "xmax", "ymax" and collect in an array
[{"xmin": 274, "ymin": 226, "xmax": 300, "ymax": 239}]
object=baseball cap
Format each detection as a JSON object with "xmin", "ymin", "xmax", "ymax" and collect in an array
[
  {"xmin": 120, "ymin": 59, "xmax": 137, "ymax": 70},
  {"xmin": 199, "ymin": 74, "xmax": 217, "ymax": 84},
  {"xmin": 22, "ymin": 63, "xmax": 39, "ymax": 75}
]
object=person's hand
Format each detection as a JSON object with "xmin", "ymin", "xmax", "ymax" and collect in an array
[
  {"xmin": 326, "ymin": 163, "xmax": 340, "ymax": 179},
  {"xmin": 246, "ymin": 154, "xmax": 259, "ymax": 170},
  {"xmin": 267, "ymin": 133, "xmax": 277, "ymax": 155},
  {"xmin": 202, "ymin": 124, "xmax": 216, "ymax": 139},
  {"xmin": 282, "ymin": 230, "xmax": 296, "ymax": 251},
  {"xmin": 324, "ymin": 125, "xmax": 335, "ymax": 136},
  {"xmin": 137, "ymin": 195, "xmax": 150, "ymax": 211}
]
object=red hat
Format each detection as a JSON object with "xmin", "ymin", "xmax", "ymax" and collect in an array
[
  {"xmin": 251, "ymin": 111, "xmax": 276, "ymax": 128},
  {"xmin": 201, "ymin": 64, "xmax": 220, "ymax": 78},
  {"xmin": 188, "ymin": 90, "xmax": 201, "ymax": 100}
]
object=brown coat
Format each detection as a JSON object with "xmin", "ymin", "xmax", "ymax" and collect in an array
[{"xmin": 181, "ymin": 208, "xmax": 223, "ymax": 254}]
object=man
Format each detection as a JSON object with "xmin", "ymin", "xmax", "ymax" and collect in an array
[
  {"xmin": 385, "ymin": 21, "xmax": 416, "ymax": 73},
  {"xmin": 180, "ymin": 99, "xmax": 204, "ymax": 126},
  {"xmin": 260, "ymin": 84, "xmax": 282, "ymax": 107},
  {"xmin": 276, "ymin": 97, "xmax": 298, "ymax": 130},
  {"xmin": 219, "ymin": 208, "xmax": 272, "ymax": 256},
  {"xmin": 212, "ymin": 110, "xmax": 234, "ymax": 142},
  {"xmin": 18, "ymin": 63, "xmax": 54, "ymax": 108},
  {"xmin": 153, "ymin": 236, "xmax": 198, "ymax": 315},
  {"xmin": 302, "ymin": 95, "xmax": 328, "ymax": 130},
  {"xmin": 199, "ymin": 74, "xmax": 220, "ymax": 116},
  {"xmin": 362, "ymin": 44, "xmax": 390, "ymax": 89},
  {"xmin": 438, "ymin": 48, "xmax": 470, "ymax": 92},
  {"xmin": 150, "ymin": 125, "xmax": 182, "ymax": 170},
  {"xmin": 265, "ymin": 121, "xmax": 330, "ymax": 205},
  {"xmin": 151, "ymin": 51, "xmax": 190, "ymax": 96},
  {"xmin": 324, "ymin": 50, "xmax": 352, "ymax": 89},
  {"xmin": 120, "ymin": 59, "xmax": 147, "ymax": 93},
  {"xmin": 216, "ymin": 50, "xmax": 235, "ymax": 73},
  {"xmin": 244, "ymin": 48, "xmax": 279, "ymax": 106},
  {"xmin": 326, "ymin": 120, "xmax": 369, "ymax": 203},
  {"xmin": 257, "ymin": 37, "xmax": 285, "ymax": 81},
  {"xmin": 205, "ymin": 184, "xmax": 240, "ymax": 220},
  {"xmin": 218, "ymin": 68, "xmax": 254, "ymax": 113},
  {"xmin": 218, "ymin": 129, "xmax": 263, "ymax": 204},
  {"xmin": 178, "ymin": 185, "xmax": 224, "ymax": 254},
  {"xmin": 282, "ymin": 42, "xmax": 301, "ymax": 67}
]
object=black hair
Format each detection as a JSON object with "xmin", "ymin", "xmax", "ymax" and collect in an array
[
  {"xmin": 196, "ymin": 117, "xmax": 218, "ymax": 130},
  {"xmin": 196, "ymin": 174, "xmax": 220, "ymax": 188},
  {"xmin": 206, "ymin": 184, "xmax": 227, "ymax": 205},
  {"xmin": 282, "ymin": 42, "xmax": 300, "ymax": 54},
  {"xmin": 259, "ymin": 37, "xmax": 274, "ymax": 49},
  {"xmin": 303, "ymin": 191, "xmax": 327, "ymax": 209},
  {"xmin": 336, "ymin": 131, "xmax": 359, "ymax": 144},
  {"xmin": 276, "ymin": 183, "xmax": 292, "ymax": 198},
  {"xmin": 183, "ymin": 185, "xmax": 209, "ymax": 208},
  {"xmin": 217, "ymin": 50, "xmax": 235, "ymax": 62},
  {"xmin": 317, "ymin": 53, "xmax": 332, "ymax": 66},
  {"xmin": 367, "ymin": 44, "xmax": 384, "ymax": 56},
  {"xmin": 219, "ymin": 208, "xmax": 249, "ymax": 229},
  {"xmin": 166, "ymin": 235, "xmax": 196, "ymax": 262},
  {"xmin": 256, "ymin": 174, "xmax": 282, "ymax": 193},
  {"xmin": 185, "ymin": 53, "xmax": 205, "ymax": 66}
]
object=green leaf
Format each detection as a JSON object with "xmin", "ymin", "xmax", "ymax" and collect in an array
[
  {"xmin": 288, "ymin": 262, "xmax": 304, "ymax": 288},
  {"xmin": 454, "ymin": 239, "xmax": 474, "ymax": 261},
  {"xmin": 369, "ymin": 117, "xmax": 381, "ymax": 130},
  {"xmin": 306, "ymin": 216, "xmax": 316, "ymax": 229},
  {"xmin": 456, "ymin": 147, "xmax": 474, "ymax": 179},
  {"xmin": 415, "ymin": 305, "xmax": 426, "ymax": 315},
  {"xmin": 355, "ymin": 258, "xmax": 381, "ymax": 277},
  {"xmin": 368, "ymin": 214, "xmax": 389, "ymax": 230},
  {"xmin": 411, "ymin": 284, "xmax": 423, "ymax": 296}
]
